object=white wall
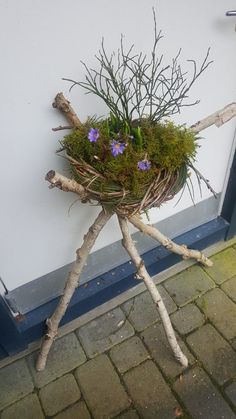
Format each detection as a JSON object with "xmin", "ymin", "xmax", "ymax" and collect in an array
[{"xmin": 1, "ymin": 0, "xmax": 235, "ymax": 290}]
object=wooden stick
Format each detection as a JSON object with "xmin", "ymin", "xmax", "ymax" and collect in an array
[
  {"xmin": 191, "ymin": 102, "xmax": 236, "ymax": 133},
  {"xmin": 45, "ymin": 170, "xmax": 89, "ymax": 203},
  {"xmin": 36, "ymin": 209, "xmax": 112, "ymax": 371},
  {"xmin": 52, "ymin": 93, "xmax": 81, "ymax": 127},
  {"xmin": 129, "ymin": 215, "xmax": 213, "ymax": 267},
  {"xmin": 52, "ymin": 125, "xmax": 74, "ymax": 132},
  {"xmin": 118, "ymin": 215, "xmax": 188, "ymax": 368}
]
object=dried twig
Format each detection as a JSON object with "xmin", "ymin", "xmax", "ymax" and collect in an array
[
  {"xmin": 188, "ymin": 162, "xmax": 218, "ymax": 198},
  {"xmin": 52, "ymin": 125, "xmax": 74, "ymax": 132}
]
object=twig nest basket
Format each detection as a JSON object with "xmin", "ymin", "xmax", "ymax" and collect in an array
[
  {"xmin": 58, "ymin": 10, "xmax": 211, "ymax": 216},
  {"xmin": 62, "ymin": 119, "xmax": 195, "ymax": 216},
  {"xmin": 65, "ymin": 154, "xmax": 188, "ymax": 215}
]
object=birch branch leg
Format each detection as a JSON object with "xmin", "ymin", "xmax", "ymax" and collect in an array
[
  {"xmin": 36, "ymin": 209, "xmax": 112, "ymax": 371},
  {"xmin": 129, "ymin": 215, "xmax": 213, "ymax": 267},
  {"xmin": 118, "ymin": 215, "xmax": 188, "ymax": 368}
]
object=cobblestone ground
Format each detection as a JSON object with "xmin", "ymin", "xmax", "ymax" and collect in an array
[{"xmin": 0, "ymin": 244, "xmax": 236, "ymax": 418}]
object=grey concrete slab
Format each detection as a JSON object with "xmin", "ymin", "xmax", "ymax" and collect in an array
[
  {"xmin": 116, "ymin": 409, "xmax": 140, "ymax": 418},
  {"xmin": 54, "ymin": 401, "xmax": 91, "ymax": 419},
  {"xmin": 171, "ymin": 303, "xmax": 205, "ymax": 335},
  {"xmin": 164, "ymin": 265, "xmax": 215, "ymax": 306},
  {"xmin": 225, "ymin": 382, "xmax": 236, "ymax": 408},
  {"xmin": 75, "ymin": 354, "xmax": 130, "ymax": 419},
  {"xmin": 187, "ymin": 324, "xmax": 236, "ymax": 385},
  {"xmin": 174, "ymin": 366, "xmax": 235, "ymax": 419},
  {"xmin": 109, "ymin": 336, "xmax": 149, "ymax": 373},
  {"xmin": 39, "ymin": 374, "xmax": 80, "ymax": 416},
  {"xmin": 27, "ymin": 333, "xmax": 86, "ymax": 388},
  {"xmin": 76, "ymin": 307, "xmax": 134, "ymax": 358},
  {"xmin": 123, "ymin": 360, "xmax": 178, "ymax": 419},
  {"xmin": 0, "ymin": 359, "xmax": 34, "ymax": 410},
  {"xmin": 197, "ymin": 288, "xmax": 236, "ymax": 340},
  {"xmin": 221, "ymin": 276, "xmax": 236, "ymax": 302},
  {"xmin": 121, "ymin": 286, "xmax": 177, "ymax": 332},
  {"xmin": 1, "ymin": 394, "xmax": 44, "ymax": 419},
  {"xmin": 141, "ymin": 323, "xmax": 195, "ymax": 379},
  {"xmin": 203, "ymin": 248, "xmax": 236, "ymax": 284}
]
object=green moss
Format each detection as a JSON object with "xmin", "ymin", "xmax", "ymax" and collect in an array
[{"xmin": 61, "ymin": 118, "xmax": 197, "ymax": 200}]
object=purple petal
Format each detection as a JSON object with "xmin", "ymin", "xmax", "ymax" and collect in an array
[
  {"xmin": 88, "ymin": 128, "xmax": 99, "ymax": 142},
  {"xmin": 111, "ymin": 140, "xmax": 126, "ymax": 157},
  {"xmin": 137, "ymin": 159, "xmax": 151, "ymax": 171}
]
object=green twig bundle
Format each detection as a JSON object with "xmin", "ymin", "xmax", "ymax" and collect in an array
[{"xmin": 59, "ymin": 10, "xmax": 212, "ymax": 214}]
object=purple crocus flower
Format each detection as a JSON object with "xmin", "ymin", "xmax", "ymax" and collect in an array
[
  {"xmin": 88, "ymin": 128, "xmax": 99, "ymax": 142},
  {"xmin": 111, "ymin": 140, "xmax": 126, "ymax": 157},
  {"xmin": 137, "ymin": 159, "xmax": 151, "ymax": 171}
]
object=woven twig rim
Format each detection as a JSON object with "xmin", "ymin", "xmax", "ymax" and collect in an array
[{"xmin": 65, "ymin": 154, "xmax": 187, "ymax": 215}]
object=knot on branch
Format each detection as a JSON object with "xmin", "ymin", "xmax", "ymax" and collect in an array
[
  {"xmin": 52, "ymin": 93, "xmax": 70, "ymax": 112},
  {"xmin": 49, "ymin": 181, "xmax": 63, "ymax": 190},
  {"xmin": 163, "ymin": 238, "xmax": 173, "ymax": 250},
  {"xmin": 138, "ymin": 259, "xmax": 144, "ymax": 269},
  {"xmin": 45, "ymin": 170, "xmax": 56, "ymax": 182}
]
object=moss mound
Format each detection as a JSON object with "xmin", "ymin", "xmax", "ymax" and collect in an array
[{"xmin": 62, "ymin": 117, "xmax": 197, "ymax": 205}]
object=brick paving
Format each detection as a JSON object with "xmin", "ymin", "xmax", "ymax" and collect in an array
[{"xmin": 0, "ymin": 242, "xmax": 236, "ymax": 418}]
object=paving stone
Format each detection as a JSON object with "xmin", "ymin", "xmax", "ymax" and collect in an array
[
  {"xmin": 164, "ymin": 265, "xmax": 215, "ymax": 306},
  {"xmin": 116, "ymin": 409, "xmax": 139, "ymax": 418},
  {"xmin": 171, "ymin": 303, "xmax": 205, "ymax": 335},
  {"xmin": 76, "ymin": 307, "xmax": 134, "ymax": 358},
  {"xmin": 187, "ymin": 324, "xmax": 236, "ymax": 385},
  {"xmin": 27, "ymin": 333, "xmax": 86, "ymax": 388},
  {"xmin": 203, "ymin": 248, "xmax": 236, "ymax": 284},
  {"xmin": 123, "ymin": 360, "xmax": 178, "ymax": 419},
  {"xmin": 109, "ymin": 336, "xmax": 149, "ymax": 373},
  {"xmin": 0, "ymin": 359, "xmax": 34, "ymax": 410},
  {"xmin": 54, "ymin": 401, "xmax": 91, "ymax": 419},
  {"xmin": 121, "ymin": 286, "xmax": 177, "ymax": 332},
  {"xmin": 39, "ymin": 373, "xmax": 80, "ymax": 416},
  {"xmin": 75, "ymin": 354, "xmax": 130, "ymax": 418},
  {"xmin": 221, "ymin": 276, "xmax": 236, "ymax": 302},
  {"xmin": 141, "ymin": 323, "xmax": 195, "ymax": 379},
  {"xmin": 1, "ymin": 394, "xmax": 44, "ymax": 419},
  {"xmin": 225, "ymin": 382, "xmax": 236, "ymax": 408},
  {"xmin": 231, "ymin": 337, "xmax": 236, "ymax": 350},
  {"xmin": 197, "ymin": 288, "xmax": 236, "ymax": 340},
  {"xmin": 174, "ymin": 366, "xmax": 235, "ymax": 419}
]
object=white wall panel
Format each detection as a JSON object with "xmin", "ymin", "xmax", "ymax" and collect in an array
[{"xmin": 0, "ymin": 0, "xmax": 235, "ymax": 289}]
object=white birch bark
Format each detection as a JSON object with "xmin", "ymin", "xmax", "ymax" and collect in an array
[{"xmin": 191, "ymin": 102, "xmax": 236, "ymax": 133}]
